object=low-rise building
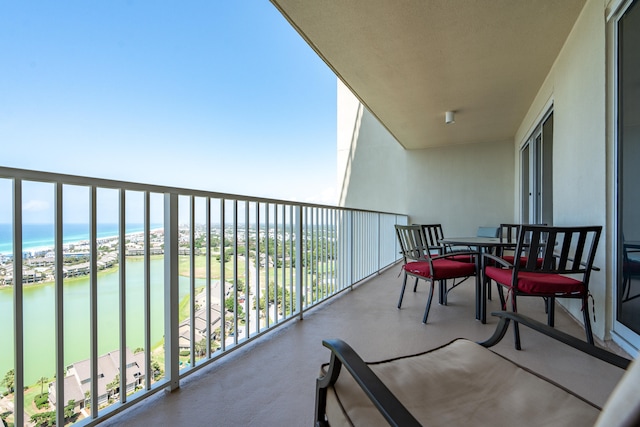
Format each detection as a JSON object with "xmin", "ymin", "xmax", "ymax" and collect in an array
[
  {"xmin": 178, "ymin": 304, "xmax": 222, "ymax": 352},
  {"xmin": 48, "ymin": 347, "xmax": 145, "ymax": 410}
]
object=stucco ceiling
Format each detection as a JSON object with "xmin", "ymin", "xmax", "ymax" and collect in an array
[{"xmin": 270, "ymin": 0, "xmax": 587, "ymax": 149}]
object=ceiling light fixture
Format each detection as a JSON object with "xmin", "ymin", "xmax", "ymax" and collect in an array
[{"xmin": 445, "ymin": 111, "xmax": 455, "ymax": 124}]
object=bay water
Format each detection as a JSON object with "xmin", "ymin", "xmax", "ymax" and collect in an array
[{"xmin": 0, "ymin": 257, "xmax": 201, "ymax": 387}]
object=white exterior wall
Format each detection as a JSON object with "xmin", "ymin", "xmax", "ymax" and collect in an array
[
  {"xmin": 337, "ymin": 86, "xmax": 409, "ymax": 214},
  {"xmin": 337, "ymin": 79, "xmax": 514, "ymax": 237},
  {"xmin": 515, "ymin": 0, "xmax": 609, "ymax": 339}
]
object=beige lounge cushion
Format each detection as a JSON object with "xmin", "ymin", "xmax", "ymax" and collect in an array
[
  {"xmin": 594, "ymin": 357, "xmax": 640, "ymax": 427},
  {"xmin": 325, "ymin": 339, "xmax": 600, "ymax": 426}
]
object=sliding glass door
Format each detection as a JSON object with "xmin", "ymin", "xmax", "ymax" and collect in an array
[
  {"xmin": 521, "ymin": 110, "xmax": 553, "ymax": 225},
  {"xmin": 616, "ymin": 0, "xmax": 640, "ymax": 352}
]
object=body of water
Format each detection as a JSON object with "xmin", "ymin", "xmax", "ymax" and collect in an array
[
  {"xmin": 0, "ymin": 258, "xmax": 202, "ymax": 386},
  {"xmin": 0, "ymin": 223, "xmax": 163, "ymax": 254}
]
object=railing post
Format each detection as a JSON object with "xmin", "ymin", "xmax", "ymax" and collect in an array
[
  {"xmin": 164, "ymin": 192, "xmax": 180, "ymax": 392},
  {"xmin": 90, "ymin": 186, "xmax": 99, "ymax": 418},
  {"xmin": 205, "ymin": 198, "xmax": 212, "ymax": 358},
  {"xmin": 220, "ymin": 199, "xmax": 226, "ymax": 351},
  {"xmin": 189, "ymin": 195, "xmax": 196, "ymax": 368},
  {"xmin": 144, "ymin": 191, "xmax": 152, "ymax": 390},
  {"xmin": 295, "ymin": 206, "xmax": 303, "ymax": 319},
  {"xmin": 54, "ymin": 182, "xmax": 65, "ymax": 427},
  {"xmin": 118, "ymin": 188, "xmax": 127, "ymax": 403},
  {"xmin": 350, "ymin": 211, "xmax": 355, "ymax": 289},
  {"xmin": 377, "ymin": 213, "xmax": 381, "ymax": 274},
  {"xmin": 12, "ymin": 178, "xmax": 24, "ymax": 427}
]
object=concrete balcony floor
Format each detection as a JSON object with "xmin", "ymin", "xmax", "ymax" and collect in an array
[{"xmin": 104, "ymin": 264, "xmax": 629, "ymax": 426}]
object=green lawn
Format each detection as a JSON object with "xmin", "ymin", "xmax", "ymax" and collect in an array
[
  {"xmin": 23, "ymin": 382, "xmax": 50, "ymax": 418},
  {"xmin": 178, "ymin": 255, "xmax": 246, "ymax": 280},
  {"xmin": 178, "ymin": 286, "xmax": 204, "ymax": 322}
]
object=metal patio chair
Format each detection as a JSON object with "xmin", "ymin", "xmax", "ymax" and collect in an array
[
  {"xmin": 395, "ymin": 224, "xmax": 478, "ymax": 323},
  {"xmin": 484, "ymin": 225, "xmax": 602, "ymax": 349}
]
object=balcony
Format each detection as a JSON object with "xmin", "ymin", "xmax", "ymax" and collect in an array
[
  {"xmin": 0, "ymin": 166, "xmax": 629, "ymax": 426},
  {"xmin": 0, "ymin": 166, "xmax": 404, "ymax": 426},
  {"xmin": 101, "ymin": 263, "xmax": 627, "ymax": 426}
]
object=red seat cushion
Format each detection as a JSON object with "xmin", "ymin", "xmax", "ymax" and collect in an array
[
  {"xmin": 501, "ymin": 255, "xmax": 544, "ymax": 267},
  {"xmin": 485, "ymin": 266, "xmax": 585, "ymax": 295},
  {"xmin": 404, "ymin": 259, "xmax": 476, "ymax": 280},
  {"xmin": 444, "ymin": 254, "xmax": 475, "ymax": 263}
]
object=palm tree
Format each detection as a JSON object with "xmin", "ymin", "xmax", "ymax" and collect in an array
[{"xmin": 37, "ymin": 376, "xmax": 48, "ymax": 396}]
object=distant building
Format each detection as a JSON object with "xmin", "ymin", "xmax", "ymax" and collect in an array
[
  {"xmin": 48, "ymin": 347, "xmax": 145, "ymax": 410},
  {"xmin": 178, "ymin": 304, "xmax": 222, "ymax": 351}
]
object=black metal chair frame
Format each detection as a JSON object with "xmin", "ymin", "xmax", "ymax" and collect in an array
[
  {"xmin": 484, "ymin": 225, "xmax": 602, "ymax": 349},
  {"xmin": 417, "ymin": 223, "xmax": 475, "ymax": 304},
  {"xmin": 497, "ymin": 223, "xmax": 557, "ymax": 318},
  {"xmin": 395, "ymin": 225, "xmax": 478, "ymax": 323}
]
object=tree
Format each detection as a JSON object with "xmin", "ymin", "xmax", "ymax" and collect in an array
[
  {"xmin": 257, "ymin": 282, "xmax": 294, "ymax": 316},
  {"xmin": 151, "ymin": 361, "xmax": 163, "ymax": 380},
  {"xmin": 64, "ymin": 399, "xmax": 76, "ymax": 419},
  {"xmin": 106, "ymin": 374, "xmax": 119, "ymax": 401},
  {"xmin": 195, "ymin": 338, "xmax": 207, "ymax": 357},
  {"xmin": 37, "ymin": 376, "xmax": 48, "ymax": 396},
  {"xmin": 1, "ymin": 369, "xmax": 14, "ymax": 393},
  {"xmin": 31, "ymin": 411, "xmax": 55, "ymax": 427},
  {"xmin": 224, "ymin": 296, "xmax": 245, "ymax": 318}
]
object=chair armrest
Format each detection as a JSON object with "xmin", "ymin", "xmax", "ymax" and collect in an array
[
  {"xmin": 482, "ymin": 253, "xmax": 514, "ymax": 268},
  {"xmin": 432, "ymin": 250, "xmax": 478, "ymax": 261},
  {"xmin": 551, "ymin": 253, "xmax": 601, "ymax": 271},
  {"xmin": 315, "ymin": 339, "xmax": 421, "ymax": 427},
  {"xmin": 480, "ymin": 312, "xmax": 631, "ymax": 369}
]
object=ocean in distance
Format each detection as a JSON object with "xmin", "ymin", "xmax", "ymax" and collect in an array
[{"xmin": 0, "ymin": 223, "xmax": 164, "ymax": 255}]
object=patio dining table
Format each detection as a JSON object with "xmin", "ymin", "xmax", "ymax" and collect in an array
[{"xmin": 439, "ymin": 236, "xmax": 517, "ymax": 323}]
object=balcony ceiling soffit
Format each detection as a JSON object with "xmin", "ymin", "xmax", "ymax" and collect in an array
[{"xmin": 271, "ymin": 0, "xmax": 586, "ymax": 149}]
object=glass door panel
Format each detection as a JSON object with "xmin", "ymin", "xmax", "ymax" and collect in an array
[
  {"xmin": 617, "ymin": 0, "xmax": 640, "ymax": 340},
  {"xmin": 520, "ymin": 110, "xmax": 553, "ymax": 225}
]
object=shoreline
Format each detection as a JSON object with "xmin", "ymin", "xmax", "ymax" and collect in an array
[
  {"xmin": 0, "ymin": 225, "xmax": 165, "ymax": 256},
  {"xmin": 0, "ymin": 254, "xmax": 169, "ymax": 290},
  {"xmin": 0, "ymin": 228, "xmax": 168, "ymax": 286}
]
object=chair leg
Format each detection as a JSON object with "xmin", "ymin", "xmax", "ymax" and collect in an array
[
  {"xmin": 497, "ymin": 284, "xmax": 506, "ymax": 309},
  {"xmin": 413, "ymin": 277, "xmax": 419, "ymax": 292},
  {"xmin": 423, "ymin": 281, "xmax": 435, "ymax": 324},
  {"xmin": 398, "ymin": 273, "xmax": 409, "ymax": 309},
  {"xmin": 583, "ymin": 296, "xmax": 595, "ymax": 345},
  {"xmin": 440, "ymin": 280, "xmax": 447, "ymax": 305},
  {"xmin": 512, "ymin": 294, "xmax": 522, "ymax": 350},
  {"xmin": 547, "ymin": 297, "xmax": 555, "ymax": 327}
]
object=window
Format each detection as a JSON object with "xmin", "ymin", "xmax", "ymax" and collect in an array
[
  {"xmin": 616, "ymin": 0, "xmax": 640, "ymax": 345},
  {"xmin": 521, "ymin": 110, "xmax": 553, "ymax": 225}
]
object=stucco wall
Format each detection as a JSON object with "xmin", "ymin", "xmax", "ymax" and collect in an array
[
  {"xmin": 337, "ymin": 80, "xmax": 515, "ymax": 236},
  {"xmin": 515, "ymin": 0, "xmax": 608, "ymax": 338},
  {"xmin": 404, "ymin": 142, "xmax": 514, "ymax": 236},
  {"xmin": 337, "ymin": 99, "xmax": 409, "ymax": 214}
]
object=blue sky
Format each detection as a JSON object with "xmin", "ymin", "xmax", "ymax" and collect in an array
[{"xmin": 0, "ymin": 1, "xmax": 338, "ymax": 224}]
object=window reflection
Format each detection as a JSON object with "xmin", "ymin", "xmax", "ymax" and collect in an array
[{"xmin": 618, "ymin": 0, "xmax": 640, "ymax": 334}]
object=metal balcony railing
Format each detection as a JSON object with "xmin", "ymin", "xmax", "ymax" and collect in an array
[{"xmin": 0, "ymin": 166, "xmax": 407, "ymax": 426}]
